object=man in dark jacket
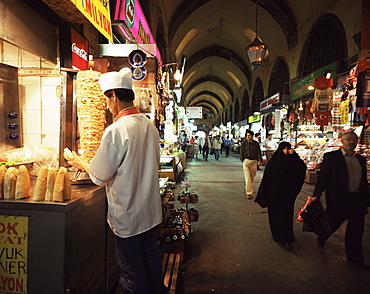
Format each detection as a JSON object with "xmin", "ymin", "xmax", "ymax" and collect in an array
[
  {"xmin": 313, "ymin": 131, "xmax": 370, "ymax": 269},
  {"xmin": 240, "ymin": 130, "xmax": 262, "ymax": 199}
]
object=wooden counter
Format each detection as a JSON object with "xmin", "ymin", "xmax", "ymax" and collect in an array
[{"xmin": 0, "ymin": 184, "xmax": 117, "ymax": 294}]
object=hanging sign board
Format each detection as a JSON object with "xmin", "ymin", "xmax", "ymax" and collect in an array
[
  {"xmin": 291, "ymin": 62, "xmax": 338, "ymax": 100},
  {"xmin": 0, "ymin": 215, "xmax": 29, "ymax": 294},
  {"xmin": 260, "ymin": 93, "xmax": 280, "ymax": 111},
  {"xmin": 70, "ymin": 0, "xmax": 113, "ymax": 42},
  {"xmin": 114, "ymin": 0, "xmax": 162, "ymax": 62},
  {"xmin": 248, "ymin": 114, "xmax": 261, "ymax": 123},
  {"xmin": 71, "ymin": 28, "xmax": 89, "ymax": 70},
  {"xmin": 186, "ymin": 107, "xmax": 202, "ymax": 119}
]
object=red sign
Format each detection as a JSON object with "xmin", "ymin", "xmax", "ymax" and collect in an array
[
  {"xmin": 71, "ymin": 28, "xmax": 89, "ymax": 70},
  {"xmin": 260, "ymin": 93, "xmax": 280, "ymax": 111}
]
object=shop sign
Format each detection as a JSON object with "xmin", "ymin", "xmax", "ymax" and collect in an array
[
  {"xmin": 0, "ymin": 215, "xmax": 29, "ymax": 294},
  {"xmin": 186, "ymin": 107, "xmax": 202, "ymax": 119},
  {"xmin": 177, "ymin": 107, "xmax": 186, "ymax": 121},
  {"xmin": 166, "ymin": 106, "xmax": 173, "ymax": 120},
  {"xmin": 238, "ymin": 119, "xmax": 249, "ymax": 126},
  {"xmin": 114, "ymin": 0, "xmax": 161, "ymax": 61},
  {"xmin": 260, "ymin": 93, "xmax": 280, "ymax": 111},
  {"xmin": 71, "ymin": 28, "xmax": 88, "ymax": 70},
  {"xmin": 248, "ymin": 114, "xmax": 261, "ymax": 123},
  {"xmin": 291, "ymin": 62, "xmax": 338, "ymax": 100},
  {"xmin": 70, "ymin": 0, "xmax": 113, "ymax": 42}
]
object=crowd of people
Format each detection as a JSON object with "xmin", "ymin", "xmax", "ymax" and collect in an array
[
  {"xmin": 179, "ymin": 133, "xmax": 237, "ymax": 161},
  {"xmin": 180, "ymin": 129, "xmax": 370, "ymax": 270}
]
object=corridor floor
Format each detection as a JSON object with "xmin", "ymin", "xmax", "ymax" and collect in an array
[{"xmin": 175, "ymin": 151, "xmax": 370, "ymax": 294}]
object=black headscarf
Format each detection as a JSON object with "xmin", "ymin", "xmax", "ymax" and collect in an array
[{"xmin": 255, "ymin": 141, "xmax": 306, "ymax": 208}]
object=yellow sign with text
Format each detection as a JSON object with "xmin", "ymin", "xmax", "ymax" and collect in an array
[
  {"xmin": 71, "ymin": 0, "xmax": 113, "ymax": 42},
  {"xmin": 0, "ymin": 215, "xmax": 29, "ymax": 294}
]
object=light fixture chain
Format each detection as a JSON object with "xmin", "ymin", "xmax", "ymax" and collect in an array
[{"xmin": 255, "ymin": 0, "xmax": 259, "ymax": 36}]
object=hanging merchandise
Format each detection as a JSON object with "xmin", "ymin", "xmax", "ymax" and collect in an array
[
  {"xmin": 314, "ymin": 75, "xmax": 333, "ymax": 90},
  {"xmin": 310, "ymin": 76, "xmax": 334, "ymax": 126},
  {"xmin": 339, "ymin": 98, "xmax": 350, "ymax": 124},
  {"xmin": 311, "ymin": 87, "xmax": 333, "ymax": 112},
  {"xmin": 315, "ymin": 110, "xmax": 332, "ymax": 126},
  {"xmin": 355, "ymin": 70, "xmax": 370, "ymax": 107},
  {"xmin": 305, "ymin": 100, "xmax": 314, "ymax": 123}
]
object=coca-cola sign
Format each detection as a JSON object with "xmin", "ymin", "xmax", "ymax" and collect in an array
[{"xmin": 71, "ymin": 28, "xmax": 89, "ymax": 70}]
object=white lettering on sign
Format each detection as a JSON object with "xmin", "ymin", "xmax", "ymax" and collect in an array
[{"xmin": 71, "ymin": 43, "xmax": 88, "ymax": 61}]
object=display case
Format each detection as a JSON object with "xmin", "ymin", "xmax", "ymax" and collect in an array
[
  {"xmin": 0, "ymin": 185, "xmax": 118, "ymax": 294},
  {"xmin": 296, "ymin": 125, "xmax": 330, "ymax": 147},
  {"xmin": 159, "ymin": 155, "xmax": 183, "ymax": 181}
]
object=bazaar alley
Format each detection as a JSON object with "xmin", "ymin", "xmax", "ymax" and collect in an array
[{"xmin": 173, "ymin": 152, "xmax": 370, "ymax": 294}]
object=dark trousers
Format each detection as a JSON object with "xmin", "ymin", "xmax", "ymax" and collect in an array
[
  {"xmin": 203, "ymin": 146, "xmax": 209, "ymax": 160},
  {"xmin": 115, "ymin": 228, "xmax": 167, "ymax": 294},
  {"xmin": 225, "ymin": 146, "xmax": 230, "ymax": 157},
  {"xmin": 326, "ymin": 194, "xmax": 366, "ymax": 262}
]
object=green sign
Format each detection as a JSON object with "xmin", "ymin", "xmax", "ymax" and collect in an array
[
  {"xmin": 248, "ymin": 114, "xmax": 261, "ymax": 123},
  {"xmin": 291, "ymin": 62, "xmax": 338, "ymax": 101}
]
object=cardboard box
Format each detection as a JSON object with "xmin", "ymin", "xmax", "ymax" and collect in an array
[{"xmin": 305, "ymin": 171, "xmax": 318, "ymax": 184}]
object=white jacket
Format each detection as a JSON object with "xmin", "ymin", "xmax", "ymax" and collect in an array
[{"xmin": 89, "ymin": 114, "xmax": 163, "ymax": 238}]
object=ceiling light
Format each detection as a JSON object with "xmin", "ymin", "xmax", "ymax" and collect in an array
[
  {"xmin": 174, "ymin": 69, "xmax": 182, "ymax": 81},
  {"xmin": 245, "ymin": 1, "xmax": 268, "ymax": 70}
]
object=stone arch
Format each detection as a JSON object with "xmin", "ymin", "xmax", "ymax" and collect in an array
[
  {"xmin": 268, "ymin": 57, "xmax": 290, "ymax": 97},
  {"xmin": 234, "ymin": 98, "xmax": 240, "ymax": 123},
  {"xmin": 297, "ymin": 13, "xmax": 347, "ymax": 77},
  {"xmin": 241, "ymin": 89, "xmax": 250, "ymax": 120},
  {"xmin": 251, "ymin": 78, "xmax": 264, "ymax": 113},
  {"xmin": 228, "ymin": 105, "xmax": 233, "ymax": 123}
]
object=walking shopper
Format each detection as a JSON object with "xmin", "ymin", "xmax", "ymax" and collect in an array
[
  {"xmin": 193, "ymin": 136, "xmax": 200, "ymax": 158},
  {"xmin": 223, "ymin": 136, "xmax": 233, "ymax": 157},
  {"xmin": 213, "ymin": 135, "xmax": 223, "ymax": 160},
  {"xmin": 68, "ymin": 68, "xmax": 168, "ymax": 293},
  {"xmin": 262, "ymin": 134, "xmax": 278, "ymax": 162},
  {"xmin": 181, "ymin": 133, "xmax": 188, "ymax": 152},
  {"xmin": 255, "ymin": 142, "xmax": 306, "ymax": 251},
  {"xmin": 312, "ymin": 131, "xmax": 370, "ymax": 269},
  {"xmin": 202, "ymin": 134, "xmax": 212, "ymax": 161},
  {"xmin": 240, "ymin": 130, "xmax": 262, "ymax": 199}
]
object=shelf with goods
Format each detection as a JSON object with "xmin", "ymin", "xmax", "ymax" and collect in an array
[
  {"xmin": 295, "ymin": 125, "xmax": 339, "ymax": 184},
  {"xmin": 156, "ymin": 179, "xmax": 199, "ymax": 262},
  {"xmin": 159, "ymin": 152, "xmax": 186, "ymax": 182},
  {"xmin": 296, "ymin": 125, "xmax": 332, "ymax": 147}
]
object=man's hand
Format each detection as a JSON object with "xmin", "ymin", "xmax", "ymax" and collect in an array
[
  {"xmin": 68, "ymin": 151, "xmax": 91, "ymax": 173},
  {"xmin": 257, "ymin": 161, "xmax": 262, "ymax": 167}
]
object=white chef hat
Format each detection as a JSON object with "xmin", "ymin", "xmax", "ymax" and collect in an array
[{"xmin": 99, "ymin": 68, "xmax": 132, "ymax": 93}]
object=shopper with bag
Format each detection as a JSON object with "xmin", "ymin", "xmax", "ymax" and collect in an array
[
  {"xmin": 312, "ymin": 131, "xmax": 370, "ymax": 269},
  {"xmin": 255, "ymin": 142, "xmax": 306, "ymax": 250}
]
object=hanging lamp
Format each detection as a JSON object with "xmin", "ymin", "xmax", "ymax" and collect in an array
[{"xmin": 245, "ymin": 0, "xmax": 268, "ymax": 70}]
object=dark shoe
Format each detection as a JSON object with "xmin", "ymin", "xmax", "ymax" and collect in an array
[
  {"xmin": 247, "ymin": 194, "xmax": 254, "ymax": 199},
  {"xmin": 285, "ymin": 243, "xmax": 294, "ymax": 251},
  {"xmin": 347, "ymin": 260, "xmax": 370, "ymax": 270},
  {"xmin": 317, "ymin": 236, "xmax": 326, "ymax": 247}
]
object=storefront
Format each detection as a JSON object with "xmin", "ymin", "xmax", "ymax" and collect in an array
[
  {"xmin": 0, "ymin": 1, "xmax": 119, "ymax": 293},
  {"xmin": 289, "ymin": 58, "xmax": 370, "ymax": 183}
]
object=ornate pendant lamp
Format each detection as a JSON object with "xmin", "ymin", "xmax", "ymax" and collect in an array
[{"xmin": 245, "ymin": 1, "xmax": 268, "ymax": 70}]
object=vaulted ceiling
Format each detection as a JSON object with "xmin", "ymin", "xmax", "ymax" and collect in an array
[{"xmin": 141, "ymin": 0, "xmax": 299, "ymax": 121}]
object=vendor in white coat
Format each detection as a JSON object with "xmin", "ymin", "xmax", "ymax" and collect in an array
[{"xmin": 68, "ymin": 68, "xmax": 167, "ymax": 294}]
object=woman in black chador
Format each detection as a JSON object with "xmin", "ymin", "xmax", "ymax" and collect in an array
[{"xmin": 255, "ymin": 141, "xmax": 306, "ymax": 250}]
